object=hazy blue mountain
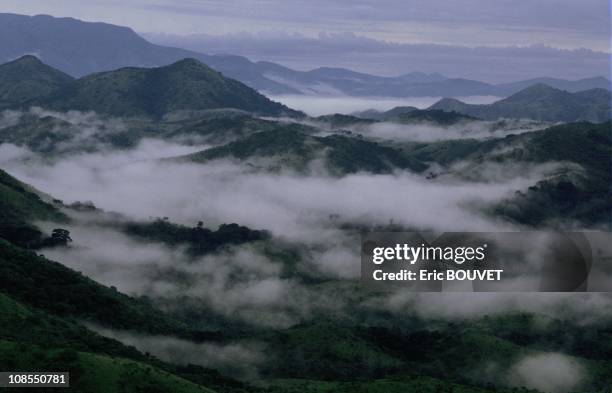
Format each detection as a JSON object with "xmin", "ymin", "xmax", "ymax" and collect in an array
[
  {"xmin": 0, "ymin": 55, "xmax": 73, "ymax": 109},
  {"xmin": 430, "ymin": 84, "xmax": 611, "ymax": 122},
  {"xmin": 0, "ymin": 13, "xmax": 196, "ymax": 76},
  {"xmin": 1, "ymin": 13, "xmax": 608, "ymax": 98},
  {"xmin": 255, "ymin": 63, "xmax": 500, "ymax": 96},
  {"xmin": 0, "ymin": 12, "xmax": 297, "ymax": 95},
  {"xmin": 19, "ymin": 58, "xmax": 299, "ymax": 118},
  {"xmin": 496, "ymin": 76, "xmax": 611, "ymax": 95},
  {"xmin": 401, "ymin": 78, "xmax": 495, "ymax": 96},
  {"xmin": 397, "ymin": 71, "xmax": 447, "ymax": 84},
  {"xmin": 251, "ymin": 62, "xmax": 453, "ymax": 95},
  {"xmin": 250, "ymin": 63, "xmax": 609, "ymax": 96}
]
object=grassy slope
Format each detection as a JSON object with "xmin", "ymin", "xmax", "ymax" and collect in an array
[
  {"xmin": 266, "ymin": 377, "xmax": 512, "ymax": 393},
  {"xmin": 0, "ymin": 291, "xmax": 256, "ymax": 393},
  {"xmin": 0, "ymin": 168, "xmax": 68, "ymax": 247},
  {"xmin": 0, "ymin": 262, "xmax": 226, "ymax": 393},
  {"xmin": 0, "ymin": 238, "xmax": 198, "ymax": 336},
  {"xmin": 0, "ymin": 169, "xmax": 66, "ymax": 225},
  {"xmin": 250, "ymin": 309, "xmax": 612, "ymax": 392},
  {"xmin": 0, "ymin": 292, "xmax": 145, "ymax": 361},
  {"xmin": 0, "ymin": 340, "xmax": 214, "ymax": 393}
]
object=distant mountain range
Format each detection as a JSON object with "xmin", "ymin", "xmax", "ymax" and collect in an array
[
  {"xmin": 429, "ymin": 84, "xmax": 611, "ymax": 122},
  {"xmin": 0, "ymin": 55, "xmax": 298, "ymax": 118},
  {"xmin": 353, "ymin": 84, "xmax": 612, "ymax": 123},
  {"xmin": 1, "ymin": 13, "xmax": 609, "ymax": 98}
]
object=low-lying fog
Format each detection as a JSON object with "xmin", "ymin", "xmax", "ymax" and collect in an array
[
  {"xmin": 267, "ymin": 94, "xmax": 501, "ymax": 116},
  {"xmin": 349, "ymin": 119, "xmax": 551, "ymax": 142},
  {"xmin": 4, "ymin": 136, "xmax": 609, "ymax": 315},
  {"xmin": 2, "ymin": 139, "xmax": 543, "ymax": 237}
]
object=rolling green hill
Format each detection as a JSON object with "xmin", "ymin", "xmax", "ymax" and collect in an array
[
  {"xmin": 0, "ymin": 55, "xmax": 74, "ymax": 109},
  {"xmin": 430, "ymin": 84, "xmax": 611, "ymax": 122},
  {"xmin": 40, "ymin": 58, "xmax": 299, "ymax": 118},
  {"xmin": 403, "ymin": 121, "xmax": 612, "ymax": 226},
  {"xmin": 166, "ymin": 113, "xmax": 313, "ymax": 144},
  {"xmin": 183, "ymin": 128, "xmax": 427, "ymax": 175}
]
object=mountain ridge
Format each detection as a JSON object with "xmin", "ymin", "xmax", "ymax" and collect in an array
[{"xmin": 1, "ymin": 12, "xmax": 609, "ymax": 97}]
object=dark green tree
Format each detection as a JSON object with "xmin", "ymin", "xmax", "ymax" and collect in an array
[{"xmin": 50, "ymin": 228, "xmax": 72, "ymax": 246}]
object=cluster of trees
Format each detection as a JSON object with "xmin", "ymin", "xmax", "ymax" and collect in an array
[
  {"xmin": 122, "ymin": 218, "xmax": 270, "ymax": 256},
  {"xmin": 0, "ymin": 226, "xmax": 72, "ymax": 249}
]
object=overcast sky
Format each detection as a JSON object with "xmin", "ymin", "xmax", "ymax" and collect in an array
[
  {"xmin": 3, "ymin": 0, "xmax": 610, "ymax": 49},
  {"xmin": 2, "ymin": 0, "xmax": 610, "ymax": 80}
]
